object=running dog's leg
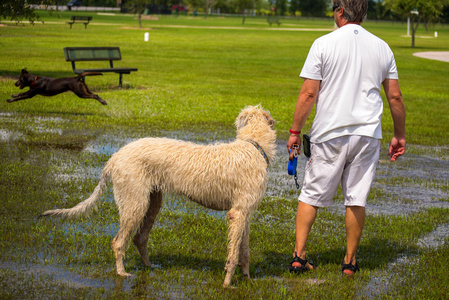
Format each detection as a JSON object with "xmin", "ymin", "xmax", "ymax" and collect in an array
[{"xmin": 133, "ymin": 191, "xmax": 163, "ymax": 267}]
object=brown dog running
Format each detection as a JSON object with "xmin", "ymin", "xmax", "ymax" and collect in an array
[{"xmin": 7, "ymin": 68, "xmax": 107, "ymax": 105}]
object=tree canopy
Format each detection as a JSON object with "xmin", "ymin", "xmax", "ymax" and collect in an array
[
  {"xmin": 382, "ymin": 0, "xmax": 446, "ymax": 47},
  {"xmin": 0, "ymin": 0, "xmax": 46, "ymax": 23}
]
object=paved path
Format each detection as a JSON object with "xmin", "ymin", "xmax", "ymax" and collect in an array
[{"xmin": 413, "ymin": 51, "xmax": 449, "ymax": 63}]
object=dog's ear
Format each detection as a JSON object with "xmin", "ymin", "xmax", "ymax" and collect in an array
[
  {"xmin": 235, "ymin": 111, "xmax": 249, "ymax": 130},
  {"xmin": 263, "ymin": 111, "xmax": 276, "ymax": 129},
  {"xmin": 236, "ymin": 106, "xmax": 275, "ymax": 130},
  {"xmin": 21, "ymin": 68, "xmax": 28, "ymax": 74}
]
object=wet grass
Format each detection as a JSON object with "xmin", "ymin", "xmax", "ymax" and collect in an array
[{"xmin": 1, "ymin": 12, "xmax": 449, "ymax": 299}]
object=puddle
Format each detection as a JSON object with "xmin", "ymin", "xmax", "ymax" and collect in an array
[
  {"xmin": 358, "ymin": 223, "xmax": 449, "ymax": 298},
  {"xmin": 50, "ymin": 132, "xmax": 449, "ymax": 219},
  {"xmin": 0, "ymin": 113, "xmax": 68, "ymax": 138},
  {"xmin": 0, "ymin": 261, "xmax": 132, "ymax": 293},
  {"xmin": 417, "ymin": 223, "xmax": 449, "ymax": 248},
  {"xmin": 2, "ymin": 114, "xmax": 448, "ymax": 296},
  {"xmin": 0, "ymin": 129, "xmax": 23, "ymax": 141}
]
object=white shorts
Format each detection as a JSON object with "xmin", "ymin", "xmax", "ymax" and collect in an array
[{"xmin": 298, "ymin": 135, "xmax": 380, "ymax": 207}]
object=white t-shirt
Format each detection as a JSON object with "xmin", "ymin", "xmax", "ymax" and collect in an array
[{"xmin": 300, "ymin": 24, "xmax": 398, "ymax": 143}]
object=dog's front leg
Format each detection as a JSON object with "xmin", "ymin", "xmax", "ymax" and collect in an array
[
  {"xmin": 223, "ymin": 208, "xmax": 248, "ymax": 288},
  {"xmin": 11, "ymin": 91, "xmax": 28, "ymax": 98},
  {"xmin": 238, "ymin": 220, "xmax": 251, "ymax": 278},
  {"xmin": 7, "ymin": 90, "xmax": 37, "ymax": 102}
]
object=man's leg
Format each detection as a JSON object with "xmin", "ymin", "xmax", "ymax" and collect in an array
[
  {"xmin": 344, "ymin": 205, "xmax": 365, "ymax": 265},
  {"xmin": 293, "ymin": 201, "xmax": 318, "ymax": 269}
]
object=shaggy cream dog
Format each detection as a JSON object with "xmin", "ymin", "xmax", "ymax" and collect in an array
[{"xmin": 40, "ymin": 105, "xmax": 276, "ymax": 288}]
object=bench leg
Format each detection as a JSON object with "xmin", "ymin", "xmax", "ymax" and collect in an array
[
  {"xmin": 119, "ymin": 73, "xmax": 123, "ymax": 87},
  {"xmin": 84, "ymin": 23, "xmax": 88, "ymax": 29}
]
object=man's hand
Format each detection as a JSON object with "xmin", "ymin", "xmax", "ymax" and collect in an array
[
  {"xmin": 388, "ymin": 136, "xmax": 406, "ymax": 162},
  {"xmin": 287, "ymin": 135, "xmax": 301, "ymax": 161}
]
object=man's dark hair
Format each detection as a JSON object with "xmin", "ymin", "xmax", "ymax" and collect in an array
[{"xmin": 333, "ymin": 0, "xmax": 368, "ymax": 23}]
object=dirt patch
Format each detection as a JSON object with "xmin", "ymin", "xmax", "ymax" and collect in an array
[
  {"xmin": 121, "ymin": 26, "xmax": 156, "ymax": 30},
  {"xmin": 413, "ymin": 51, "xmax": 449, "ymax": 63},
  {"xmin": 0, "ymin": 75, "xmax": 18, "ymax": 82}
]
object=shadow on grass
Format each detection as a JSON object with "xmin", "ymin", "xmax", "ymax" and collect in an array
[
  {"xmin": 258, "ymin": 237, "xmax": 418, "ymax": 277},
  {"xmin": 0, "ymin": 69, "xmax": 75, "ymax": 79}
]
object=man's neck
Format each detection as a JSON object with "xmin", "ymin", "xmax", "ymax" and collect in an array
[{"xmin": 339, "ymin": 21, "xmax": 361, "ymax": 27}]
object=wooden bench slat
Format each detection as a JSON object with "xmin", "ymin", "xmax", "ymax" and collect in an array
[
  {"xmin": 74, "ymin": 68, "xmax": 138, "ymax": 74},
  {"xmin": 64, "ymin": 47, "xmax": 122, "ymax": 61}
]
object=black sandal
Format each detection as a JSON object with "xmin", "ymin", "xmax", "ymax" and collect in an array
[
  {"xmin": 289, "ymin": 252, "xmax": 313, "ymax": 274},
  {"xmin": 341, "ymin": 259, "xmax": 359, "ymax": 275}
]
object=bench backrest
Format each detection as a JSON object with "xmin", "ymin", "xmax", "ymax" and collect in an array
[
  {"xmin": 64, "ymin": 47, "xmax": 122, "ymax": 62},
  {"xmin": 70, "ymin": 16, "xmax": 92, "ymax": 21}
]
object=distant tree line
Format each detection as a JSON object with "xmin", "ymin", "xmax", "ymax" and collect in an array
[{"xmin": 2, "ymin": 0, "xmax": 449, "ymax": 23}]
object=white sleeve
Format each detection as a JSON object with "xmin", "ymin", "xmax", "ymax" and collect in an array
[
  {"xmin": 300, "ymin": 39, "xmax": 323, "ymax": 81},
  {"xmin": 385, "ymin": 47, "xmax": 399, "ymax": 80}
]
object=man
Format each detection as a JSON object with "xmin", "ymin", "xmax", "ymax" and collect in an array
[{"xmin": 287, "ymin": 0, "xmax": 406, "ymax": 275}]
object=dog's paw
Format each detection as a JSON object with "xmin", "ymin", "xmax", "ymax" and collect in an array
[
  {"xmin": 6, "ymin": 99, "xmax": 14, "ymax": 103},
  {"xmin": 117, "ymin": 271, "xmax": 133, "ymax": 277},
  {"xmin": 142, "ymin": 257, "xmax": 151, "ymax": 267}
]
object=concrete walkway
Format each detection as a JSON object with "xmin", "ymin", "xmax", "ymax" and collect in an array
[{"xmin": 413, "ymin": 51, "xmax": 449, "ymax": 63}]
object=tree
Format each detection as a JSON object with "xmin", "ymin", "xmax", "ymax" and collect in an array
[
  {"xmin": 123, "ymin": 0, "xmax": 150, "ymax": 28},
  {"xmin": 298, "ymin": 0, "xmax": 327, "ymax": 17},
  {"xmin": 234, "ymin": 0, "xmax": 256, "ymax": 24},
  {"xmin": 289, "ymin": 0, "xmax": 300, "ymax": 16},
  {"xmin": 184, "ymin": 0, "xmax": 204, "ymax": 15},
  {"xmin": 0, "ymin": 0, "xmax": 49, "ymax": 24},
  {"xmin": 204, "ymin": 0, "xmax": 216, "ymax": 18},
  {"xmin": 383, "ymin": 0, "xmax": 444, "ymax": 48}
]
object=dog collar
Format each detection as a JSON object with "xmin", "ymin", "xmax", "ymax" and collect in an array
[
  {"xmin": 248, "ymin": 140, "xmax": 269, "ymax": 166},
  {"xmin": 30, "ymin": 76, "xmax": 37, "ymax": 86}
]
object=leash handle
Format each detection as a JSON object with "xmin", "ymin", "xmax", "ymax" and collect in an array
[{"xmin": 288, "ymin": 144, "xmax": 300, "ymax": 189}]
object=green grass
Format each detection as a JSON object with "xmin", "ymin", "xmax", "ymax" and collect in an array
[{"xmin": 1, "ymin": 11, "xmax": 449, "ymax": 299}]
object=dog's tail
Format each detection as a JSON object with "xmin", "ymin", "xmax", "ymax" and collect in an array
[
  {"xmin": 39, "ymin": 169, "xmax": 110, "ymax": 219},
  {"xmin": 77, "ymin": 72, "xmax": 103, "ymax": 79}
]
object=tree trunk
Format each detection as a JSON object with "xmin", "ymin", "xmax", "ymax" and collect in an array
[{"xmin": 410, "ymin": 13, "xmax": 420, "ymax": 48}]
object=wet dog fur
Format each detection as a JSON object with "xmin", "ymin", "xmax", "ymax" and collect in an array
[{"xmin": 40, "ymin": 105, "xmax": 276, "ymax": 287}]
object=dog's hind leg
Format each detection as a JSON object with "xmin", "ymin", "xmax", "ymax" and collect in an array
[
  {"xmin": 74, "ymin": 83, "xmax": 108, "ymax": 105},
  {"xmin": 81, "ymin": 83, "xmax": 107, "ymax": 105},
  {"xmin": 111, "ymin": 188, "xmax": 151, "ymax": 277},
  {"xmin": 223, "ymin": 208, "xmax": 249, "ymax": 287},
  {"xmin": 133, "ymin": 190, "xmax": 163, "ymax": 267}
]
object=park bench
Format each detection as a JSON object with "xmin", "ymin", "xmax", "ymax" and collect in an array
[
  {"xmin": 267, "ymin": 18, "xmax": 281, "ymax": 26},
  {"xmin": 67, "ymin": 16, "xmax": 92, "ymax": 29},
  {"xmin": 63, "ymin": 47, "xmax": 138, "ymax": 87}
]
